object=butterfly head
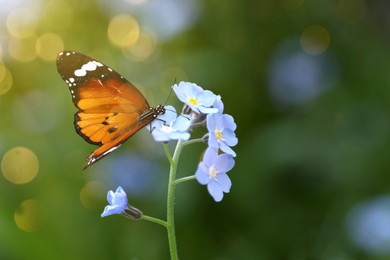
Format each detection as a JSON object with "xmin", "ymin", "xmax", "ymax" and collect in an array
[{"xmin": 155, "ymin": 104, "xmax": 166, "ymax": 117}]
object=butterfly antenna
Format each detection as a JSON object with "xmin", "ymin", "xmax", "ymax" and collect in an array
[
  {"xmin": 163, "ymin": 78, "xmax": 177, "ymax": 105},
  {"xmin": 162, "ymin": 78, "xmax": 189, "ymax": 121}
]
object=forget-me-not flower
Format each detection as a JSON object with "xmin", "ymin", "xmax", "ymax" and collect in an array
[
  {"xmin": 173, "ymin": 82, "xmax": 219, "ymax": 114},
  {"xmin": 195, "ymin": 147, "xmax": 235, "ymax": 202},
  {"xmin": 207, "ymin": 113, "xmax": 238, "ymax": 157},
  {"xmin": 148, "ymin": 105, "xmax": 191, "ymax": 142},
  {"xmin": 101, "ymin": 186, "xmax": 142, "ymax": 219}
]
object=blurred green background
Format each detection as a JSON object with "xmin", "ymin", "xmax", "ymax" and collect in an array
[{"xmin": 2, "ymin": 0, "xmax": 390, "ymax": 259}]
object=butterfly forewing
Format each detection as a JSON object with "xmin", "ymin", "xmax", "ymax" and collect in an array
[
  {"xmin": 56, "ymin": 51, "xmax": 149, "ymax": 110},
  {"xmin": 56, "ymin": 51, "xmax": 164, "ymax": 169}
]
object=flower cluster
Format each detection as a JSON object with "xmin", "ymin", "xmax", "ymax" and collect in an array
[
  {"xmin": 158, "ymin": 81, "xmax": 238, "ymax": 202},
  {"xmin": 102, "ymin": 81, "xmax": 238, "ymax": 217}
]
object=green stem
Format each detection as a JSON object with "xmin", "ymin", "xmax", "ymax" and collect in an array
[
  {"xmin": 174, "ymin": 175, "xmax": 196, "ymax": 185},
  {"xmin": 182, "ymin": 138, "xmax": 204, "ymax": 147},
  {"xmin": 141, "ymin": 215, "xmax": 168, "ymax": 228},
  {"xmin": 163, "ymin": 143, "xmax": 175, "ymax": 166},
  {"xmin": 164, "ymin": 139, "xmax": 184, "ymax": 260},
  {"xmin": 163, "ymin": 138, "xmax": 201, "ymax": 259}
]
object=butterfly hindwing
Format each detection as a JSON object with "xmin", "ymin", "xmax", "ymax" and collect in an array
[{"xmin": 56, "ymin": 51, "xmax": 164, "ymax": 169}]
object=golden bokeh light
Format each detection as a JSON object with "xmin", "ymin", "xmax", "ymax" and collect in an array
[
  {"xmin": 8, "ymin": 34, "xmax": 38, "ymax": 62},
  {"xmin": 160, "ymin": 67, "xmax": 188, "ymax": 89},
  {"xmin": 14, "ymin": 199, "xmax": 47, "ymax": 232},
  {"xmin": 80, "ymin": 181, "xmax": 106, "ymax": 210},
  {"xmin": 6, "ymin": 8, "xmax": 39, "ymax": 38},
  {"xmin": 43, "ymin": 1, "xmax": 73, "ymax": 29},
  {"xmin": 0, "ymin": 64, "xmax": 13, "ymax": 96},
  {"xmin": 36, "ymin": 33, "xmax": 64, "ymax": 61},
  {"xmin": 108, "ymin": 15, "xmax": 140, "ymax": 48},
  {"xmin": 300, "ymin": 25, "xmax": 330, "ymax": 55},
  {"xmin": 122, "ymin": 30, "xmax": 157, "ymax": 62},
  {"xmin": 1, "ymin": 147, "xmax": 39, "ymax": 184}
]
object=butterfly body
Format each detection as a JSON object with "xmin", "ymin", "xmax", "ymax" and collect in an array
[{"xmin": 56, "ymin": 51, "xmax": 165, "ymax": 169}]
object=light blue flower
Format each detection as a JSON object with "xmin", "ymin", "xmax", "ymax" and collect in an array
[
  {"xmin": 148, "ymin": 105, "xmax": 191, "ymax": 142},
  {"xmin": 207, "ymin": 113, "xmax": 238, "ymax": 157},
  {"xmin": 173, "ymin": 82, "xmax": 219, "ymax": 114},
  {"xmin": 101, "ymin": 187, "xmax": 142, "ymax": 219},
  {"xmin": 101, "ymin": 186, "xmax": 128, "ymax": 217},
  {"xmin": 195, "ymin": 147, "xmax": 235, "ymax": 202}
]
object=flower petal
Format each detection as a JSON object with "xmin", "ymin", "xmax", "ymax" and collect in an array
[
  {"xmin": 172, "ymin": 116, "xmax": 190, "ymax": 131},
  {"xmin": 223, "ymin": 114, "xmax": 237, "ymax": 131},
  {"xmin": 101, "ymin": 205, "xmax": 113, "ymax": 217},
  {"xmin": 197, "ymin": 90, "xmax": 217, "ymax": 107},
  {"xmin": 106, "ymin": 190, "xmax": 115, "ymax": 205},
  {"xmin": 202, "ymin": 147, "xmax": 218, "ymax": 166},
  {"xmin": 215, "ymin": 154, "xmax": 235, "ymax": 173},
  {"xmin": 207, "ymin": 180, "xmax": 224, "ymax": 202},
  {"xmin": 195, "ymin": 163, "xmax": 210, "ymax": 185},
  {"xmin": 173, "ymin": 84, "xmax": 188, "ymax": 103},
  {"xmin": 206, "ymin": 114, "xmax": 216, "ymax": 131},
  {"xmin": 152, "ymin": 130, "xmax": 170, "ymax": 142},
  {"xmin": 198, "ymin": 106, "xmax": 219, "ymax": 114},
  {"xmin": 169, "ymin": 131, "xmax": 190, "ymax": 141},
  {"xmin": 157, "ymin": 106, "xmax": 176, "ymax": 123},
  {"xmin": 101, "ymin": 205, "xmax": 125, "ymax": 217},
  {"xmin": 213, "ymin": 95, "xmax": 224, "ymax": 114},
  {"xmin": 216, "ymin": 172, "xmax": 232, "ymax": 193},
  {"xmin": 223, "ymin": 129, "xmax": 238, "ymax": 146},
  {"xmin": 219, "ymin": 143, "xmax": 237, "ymax": 157}
]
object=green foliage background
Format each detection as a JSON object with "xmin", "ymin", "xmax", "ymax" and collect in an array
[{"xmin": 1, "ymin": 0, "xmax": 390, "ymax": 259}]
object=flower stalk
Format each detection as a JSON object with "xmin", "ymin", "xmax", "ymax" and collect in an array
[{"xmin": 164, "ymin": 139, "xmax": 183, "ymax": 260}]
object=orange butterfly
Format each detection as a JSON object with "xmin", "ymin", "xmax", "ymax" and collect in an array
[{"xmin": 56, "ymin": 51, "xmax": 165, "ymax": 169}]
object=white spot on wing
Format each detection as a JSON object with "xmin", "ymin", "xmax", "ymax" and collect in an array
[
  {"xmin": 93, "ymin": 61, "xmax": 103, "ymax": 67},
  {"xmin": 69, "ymin": 77, "xmax": 75, "ymax": 83},
  {"xmin": 81, "ymin": 61, "xmax": 97, "ymax": 71},
  {"xmin": 74, "ymin": 69, "xmax": 87, "ymax": 77}
]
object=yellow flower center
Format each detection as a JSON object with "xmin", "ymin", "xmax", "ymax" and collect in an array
[
  {"xmin": 215, "ymin": 129, "xmax": 222, "ymax": 140},
  {"xmin": 188, "ymin": 97, "xmax": 198, "ymax": 105},
  {"xmin": 209, "ymin": 166, "xmax": 217, "ymax": 179}
]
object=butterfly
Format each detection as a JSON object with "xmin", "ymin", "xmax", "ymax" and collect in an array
[{"xmin": 56, "ymin": 51, "xmax": 165, "ymax": 169}]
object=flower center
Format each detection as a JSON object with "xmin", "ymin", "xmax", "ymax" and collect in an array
[
  {"xmin": 215, "ymin": 129, "xmax": 222, "ymax": 140},
  {"xmin": 209, "ymin": 166, "xmax": 217, "ymax": 179},
  {"xmin": 161, "ymin": 125, "xmax": 173, "ymax": 134},
  {"xmin": 188, "ymin": 97, "xmax": 198, "ymax": 105}
]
